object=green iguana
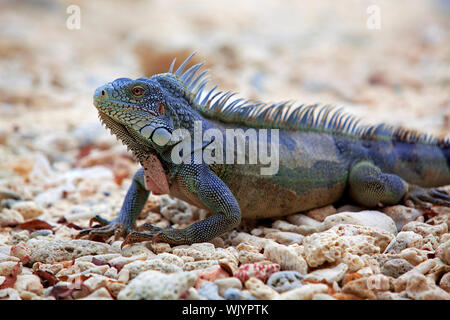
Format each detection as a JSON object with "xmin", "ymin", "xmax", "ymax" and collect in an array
[{"xmin": 78, "ymin": 53, "xmax": 450, "ymax": 246}]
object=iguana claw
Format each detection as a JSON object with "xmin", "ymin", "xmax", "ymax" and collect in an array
[
  {"xmin": 121, "ymin": 231, "xmax": 162, "ymax": 248},
  {"xmin": 77, "ymin": 216, "xmax": 128, "ymax": 241},
  {"xmin": 121, "ymin": 223, "xmax": 163, "ymax": 248},
  {"xmin": 89, "ymin": 214, "xmax": 110, "ymax": 227},
  {"xmin": 404, "ymin": 186, "xmax": 450, "ymax": 209}
]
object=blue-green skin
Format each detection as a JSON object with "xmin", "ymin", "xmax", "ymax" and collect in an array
[{"xmin": 79, "ymin": 73, "xmax": 450, "ymax": 245}]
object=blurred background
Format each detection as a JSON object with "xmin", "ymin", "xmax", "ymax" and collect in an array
[{"xmin": 0, "ymin": 0, "xmax": 449, "ymax": 201}]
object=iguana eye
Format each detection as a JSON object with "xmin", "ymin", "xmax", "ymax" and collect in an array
[{"xmin": 131, "ymin": 86, "xmax": 144, "ymax": 96}]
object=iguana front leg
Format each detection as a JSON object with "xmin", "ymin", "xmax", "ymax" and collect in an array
[
  {"xmin": 348, "ymin": 161, "xmax": 450, "ymax": 208},
  {"xmin": 122, "ymin": 164, "xmax": 242, "ymax": 246},
  {"xmin": 77, "ymin": 168, "xmax": 149, "ymax": 240}
]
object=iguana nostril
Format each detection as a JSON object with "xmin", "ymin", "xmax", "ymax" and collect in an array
[{"xmin": 94, "ymin": 86, "xmax": 110, "ymax": 100}]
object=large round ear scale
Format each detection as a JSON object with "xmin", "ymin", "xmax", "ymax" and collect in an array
[{"xmin": 152, "ymin": 127, "xmax": 172, "ymax": 146}]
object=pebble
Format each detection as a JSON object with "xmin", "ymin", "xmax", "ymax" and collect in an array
[
  {"xmin": 265, "ymin": 231, "xmax": 304, "ymax": 245},
  {"xmin": 303, "ymin": 224, "xmax": 394, "ymax": 268},
  {"xmin": 0, "ymin": 208, "xmax": 24, "ymax": 226},
  {"xmin": 30, "ymin": 230, "xmax": 52, "ymax": 238},
  {"xmin": 323, "ymin": 210, "xmax": 397, "ymax": 235},
  {"xmin": 277, "ymin": 283, "xmax": 329, "ymax": 300},
  {"xmin": 0, "ymin": 288, "xmax": 21, "ymax": 300},
  {"xmin": 234, "ymin": 263, "xmax": 280, "ymax": 283},
  {"xmin": 382, "ymin": 205, "xmax": 422, "ymax": 231},
  {"xmin": 159, "ymin": 195, "xmax": 194, "ymax": 225},
  {"xmin": 0, "ymin": 261, "xmax": 22, "ymax": 276},
  {"xmin": 263, "ymin": 243, "xmax": 308, "ymax": 274},
  {"xmin": 214, "ymin": 277, "xmax": 242, "ymax": 296},
  {"xmin": 223, "ymin": 288, "xmax": 257, "ymax": 300},
  {"xmin": 271, "ymin": 220, "xmax": 303, "ymax": 233},
  {"xmin": 183, "ymin": 260, "xmax": 219, "ymax": 271},
  {"xmin": 401, "ymin": 221, "xmax": 448, "ymax": 237},
  {"xmin": 397, "ymin": 248, "xmax": 428, "ymax": 266},
  {"xmin": 230, "ymin": 232, "xmax": 276, "ymax": 250},
  {"xmin": 244, "ymin": 277, "xmax": 279, "ymax": 300},
  {"xmin": 27, "ymin": 239, "xmax": 111, "ymax": 264},
  {"xmin": 312, "ymin": 293, "xmax": 337, "ymax": 300},
  {"xmin": 366, "ymin": 274, "xmax": 391, "ymax": 291},
  {"xmin": 439, "ymin": 272, "xmax": 450, "ymax": 293},
  {"xmin": 121, "ymin": 259, "xmax": 183, "ymax": 280},
  {"xmin": 381, "ymin": 258, "xmax": 414, "ymax": 278},
  {"xmin": 10, "ymin": 244, "xmax": 31, "ymax": 264},
  {"xmin": 267, "ymin": 271, "xmax": 304, "ymax": 292},
  {"xmin": 394, "ymin": 259, "xmax": 439, "ymax": 292},
  {"xmin": 79, "ymin": 287, "xmax": 114, "ymax": 300},
  {"xmin": 172, "ymin": 243, "xmax": 215, "ymax": 261},
  {"xmin": 197, "ymin": 281, "xmax": 224, "ymax": 300},
  {"xmin": 384, "ymin": 231, "xmax": 423, "ymax": 254},
  {"xmin": 10, "ymin": 201, "xmax": 44, "ymax": 220},
  {"xmin": 286, "ymin": 214, "xmax": 325, "ymax": 235},
  {"xmin": 436, "ymin": 240, "xmax": 449, "ymax": 265},
  {"xmin": 195, "ymin": 266, "xmax": 229, "ymax": 288},
  {"xmin": 236, "ymin": 242, "xmax": 265, "ymax": 264},
  {"xmin": 13, "ymin": 275, "xmax": 44, "ymax": 295},
  {"xmin": 403, "ymin": 273, "xmax": 450, "ymax": 300},
  {"xmin": 306, "ymin": 205, "xmax": 337, "ymax": 222},
  {"xmin": 33, "ymin": 187, "xmax": 65, "ymax": 207},
  {"xmin": 342, "ymin": 277, "xmax": 376, "ymax": 300},
  {"xmin": 116, "ymin": 243, "xmax": 155, "ymax": 258},
  {"xmin": 304, "ymin": 263, "xmax": 348, "ymax": 283},
  {"xmin": 117, "ymin": 270, "xmax": 197, "ymax": 300}
]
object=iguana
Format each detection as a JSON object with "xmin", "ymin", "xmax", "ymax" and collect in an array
[{"xmin": 78, "ymin": 53, "xmax": 450, "ymax": 246}]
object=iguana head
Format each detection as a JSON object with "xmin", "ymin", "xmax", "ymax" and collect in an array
[{"xmin": 94, "ymin": 77, "xmax": 175, "ymax": 148}]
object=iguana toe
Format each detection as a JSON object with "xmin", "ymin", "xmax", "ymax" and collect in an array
[
  {"xmin": 404, "ymin": 186, "xmax": 450, "ymax": 209},
  {"xmin": 121, "ymin": 230, "xmax": 161, "ymax": 248},
  {"xmin": 77, "ymin": 220, "xmax": 128, "ymax": 241}
]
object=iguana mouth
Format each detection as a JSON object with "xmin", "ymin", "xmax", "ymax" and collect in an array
[{"xmin": 95, "ymin": 99, "xmax": 158, "ymax": 118}]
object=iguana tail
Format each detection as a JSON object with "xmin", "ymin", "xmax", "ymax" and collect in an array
[{"xmin": 368, "ymin": 137, "xmax": 450, "ymax": 188}]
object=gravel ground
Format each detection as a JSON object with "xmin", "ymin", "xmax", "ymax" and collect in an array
[{"xmin": 0, "ymin": 0, "xmax": 449, "ymax": 300}]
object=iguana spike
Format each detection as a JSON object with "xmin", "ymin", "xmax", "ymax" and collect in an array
[
  {"xmin": 168, "ymin": 58, "xmax": 177, "ymax": 73},
  {"xmin": 327, "ymin": 107, "xmax": 343, "ymax": 129},
  {"xmin": 226, "ymin": 98, "xmax": 244, "ymax": 112},
  {"xmin": 166, "ymin": 56, "xmax": 449, "ymax": 146},
  {"xmin": 180, "ymin": 63, "xmax": 204, "ymax": 84},
  {"xmin": 208, "ymin": 91, "xmax": 224, "ymax": 108},
  {"xmin": 200, "ymin": 85, "xmax": 218, "ymax": 106},
  {"xmin": 219, "ymin": 92, "xmax": 237, "ymax": 112},
  {"xmin": 349, "ymin": 119, "xmax": 361, "ymax": 134},
  {"xmin": 189, "ymin": 70, "xmax": 208, "ymax": 92},
  {"xmin": 345, "ymin": 116, "xmax": 357, "ymax": 133},
  {"xmin": 280, "ymin": 101, "xmax": 295, "ymax": 123},
  {"xmin": 272, "ymin": 102, "xmax": 288, "ymax": 123},
  {"xmin": 299, "ymin": 106, "xmax": 314, "ymax": 126},
  {"xmin": 211, "ymin": 91, "xmax": 231, "ymax": 111},
  {"xmin": 194, "ymin": 79, "xmax": 209, "ymax": 103},
  {"xmin": 340, "ymin": 115, "xmax": 351, "ymax": 131},
  {"xmin": 174, "ymin": 52, "xmax": 196, "ymax": 76}
]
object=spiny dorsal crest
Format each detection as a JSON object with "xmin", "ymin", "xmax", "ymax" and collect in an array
[{"xmin": 166, "ymin": 53, "xmax": 449, "ymax": 147}]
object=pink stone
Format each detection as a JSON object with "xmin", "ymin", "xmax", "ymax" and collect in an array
[{"xmin": 234, "ymin": 263, "xmax": 280, "ymax": 283}]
